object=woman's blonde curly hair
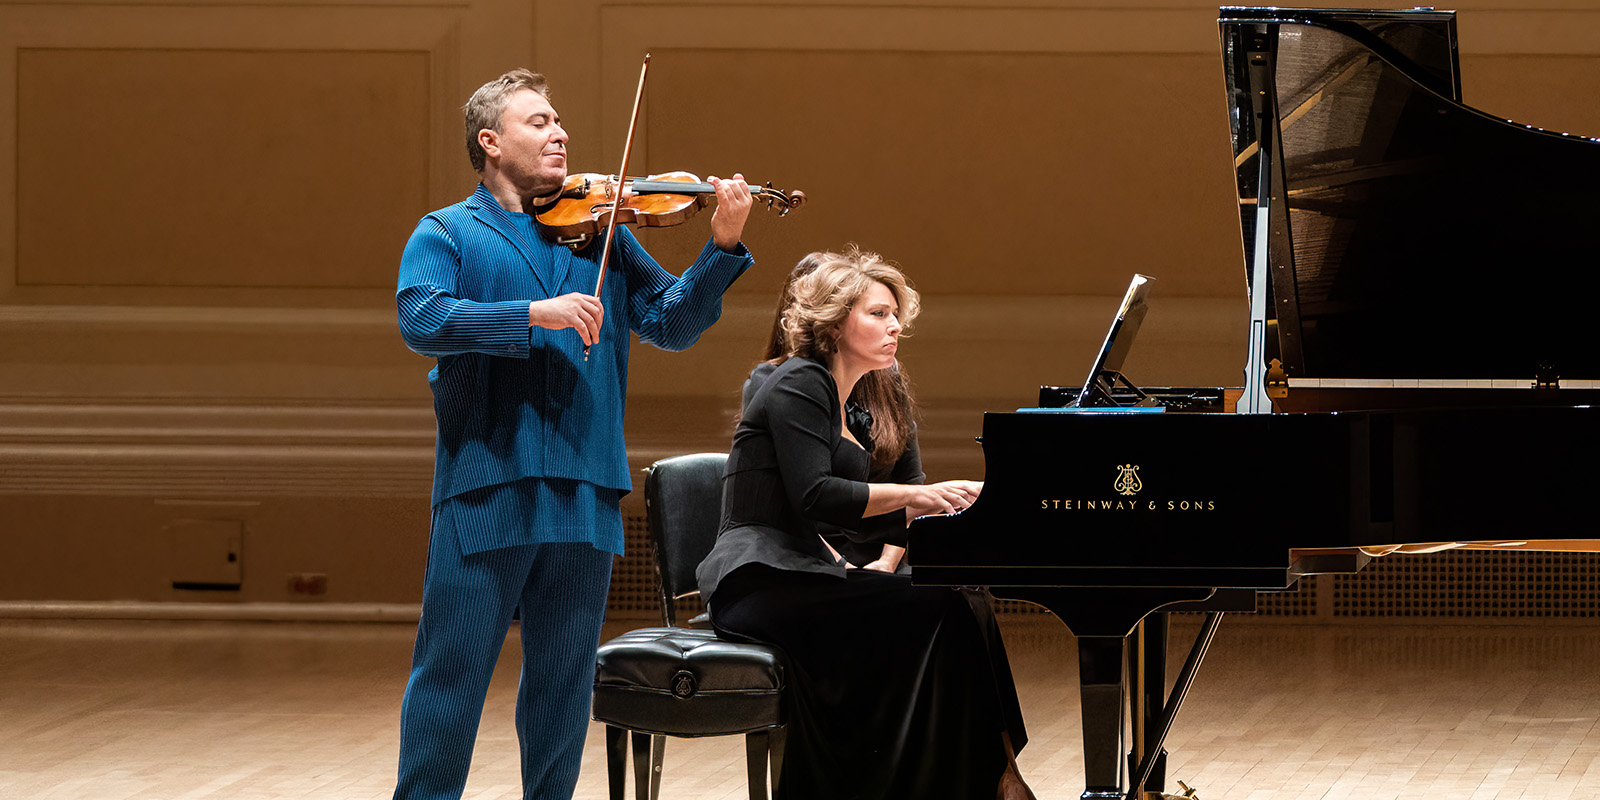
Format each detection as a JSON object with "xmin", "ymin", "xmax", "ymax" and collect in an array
[
  {"xmin": 775, "ymin": 247, "xmax": 921, "ymax": 463},
  {"xmin": 779, "ymin": 247, "xmax": 920, "ymax": 361}
]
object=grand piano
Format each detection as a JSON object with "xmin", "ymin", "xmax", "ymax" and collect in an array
[{"xmin": 908, "ymin": 7, "xmax": 1600, "ymax": 800}]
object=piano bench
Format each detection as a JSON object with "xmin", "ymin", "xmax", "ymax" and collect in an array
[
  {"xmin": 594, "ymin": 626, "xmax": 786, "ymax": 736},
  {"xmin": 593, "ymin": 626, "xmax": 788, "ymax": 800}
]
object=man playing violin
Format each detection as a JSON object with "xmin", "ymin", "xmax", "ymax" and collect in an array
[{"xmin": 393, "ymin": 68, "xmax": 754, "ymax": 800}]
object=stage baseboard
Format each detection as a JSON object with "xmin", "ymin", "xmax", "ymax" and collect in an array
[{"xmin": 0, "ymin": 600, "xmax": 421, "ymax": 623}]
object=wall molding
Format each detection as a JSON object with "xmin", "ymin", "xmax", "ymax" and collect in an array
[{"xmin": 0, "ymin": 396, "xmax": 436, "ymax": 497}]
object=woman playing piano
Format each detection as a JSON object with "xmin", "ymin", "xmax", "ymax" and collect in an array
[
  {"xmin": 696, "ymin": 248, "xmax": 1035, "ymax": 800},
  {"xmin": 750, "ymin": 252, "xmax": 921, "ymax": 573}
]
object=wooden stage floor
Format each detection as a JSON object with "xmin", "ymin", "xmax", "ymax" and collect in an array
[{"xmin": 3, "ymin": 614, "xmax": 1599, "ymax": 799}]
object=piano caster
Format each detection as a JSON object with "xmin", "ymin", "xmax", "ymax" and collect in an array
[{"xmin": 1143, "ymin": 780, "xmax": 1200, "ymax": 800}]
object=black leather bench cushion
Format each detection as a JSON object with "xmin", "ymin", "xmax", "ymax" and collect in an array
[{"xmin": 594, "ymin": 627, "xmax": 785, "ymax": 736}]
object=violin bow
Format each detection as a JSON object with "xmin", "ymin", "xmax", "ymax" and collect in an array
[{"xmin": 585, "ymin": 52, "xmax": 650, "ymax": 361}]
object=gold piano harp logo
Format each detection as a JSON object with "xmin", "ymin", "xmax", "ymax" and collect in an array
[{"xmin": 1113, "ymin": 464, "xmax": 1142, "ymax": 496}]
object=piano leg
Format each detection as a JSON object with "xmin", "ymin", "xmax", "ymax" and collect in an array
[
  {"xmin": 1128, "ymin": 615, "xmax": 1169, "ymax": 796},
  {"xmin": 992, "ymin": 587, "xmax": 1221, "ymax": 800},
  {"xmin": 1077, "ymin": 634, "xmax": 1127, "ymax": 799}
]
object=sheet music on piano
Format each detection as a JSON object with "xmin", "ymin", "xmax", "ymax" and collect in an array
[
  {"xmin": 1034, "ymin": 274, "xmax": 1224, "ymax": 413},
  {"xmin": 1069, "ymin": 274, "xmax": 1157, "ymax": 409}
]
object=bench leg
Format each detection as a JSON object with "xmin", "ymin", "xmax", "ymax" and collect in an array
[
  {"xmin": 629, "ymin": 731, "xmax": 664, "ymax": 800},
  {"xmin": 650, "ymin": 734, "xmax": 665, "ymax": 800},
  {"xmin": 605, "ymin": 726, "xmax": 626, "ymax": 800},
  {"xmin": 744, "ymin": 730, "xmax": 769, "ymax": 800},
  {"xmin": 769, "ymin": 725, "xmax": 786, "ymax": 789}
]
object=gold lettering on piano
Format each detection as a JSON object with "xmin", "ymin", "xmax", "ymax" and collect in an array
[
  {"xmin": 1114, "ymin": 464, "xmax": 1142, "ymax": 496},
  {"xmin": 1036, "ymin": 498, "xmax": 1218, "ymax": 512},
  {"xmin": 1035, "ymin": 464, "xmax": 1217, "ymax": 512}
]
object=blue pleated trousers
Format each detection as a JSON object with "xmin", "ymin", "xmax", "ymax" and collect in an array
[{"xmin": 393, "ymin": 517, "xmax": 613, "ymax": 800}]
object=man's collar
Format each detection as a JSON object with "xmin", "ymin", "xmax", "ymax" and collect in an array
[{"xmin": 468, "ymin": 182, "xmax": 503, "ymax": 212}]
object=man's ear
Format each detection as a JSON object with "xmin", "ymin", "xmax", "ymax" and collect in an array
[{"xmin": 478, "ymin": 128, "xmax": 499, "ymax": 161}]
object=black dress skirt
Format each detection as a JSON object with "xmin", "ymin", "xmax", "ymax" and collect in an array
[{"xmin": 711, "ymin": 565, "xmax": 1027, "ymax": 800}]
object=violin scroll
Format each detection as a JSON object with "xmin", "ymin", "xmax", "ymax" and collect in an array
[{"xmin": 754, "ymin": 182, "xmax": 806, "ymax": 216}]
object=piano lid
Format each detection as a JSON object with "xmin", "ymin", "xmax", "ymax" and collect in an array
[{"xmin": 1221, "ymin": 7, "xmax": 1600, "ymax": 383}]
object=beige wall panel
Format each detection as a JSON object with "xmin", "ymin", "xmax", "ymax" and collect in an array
[
  {"xmin": 1463, "ymin": 54, "xmax": 1600, "ymax": 137},
  {"xmin": 17, "ymin": 48, "xmax": 429, "ymax": 290},
  {"xmin": 622, "ymin": 45, "xmax": 1249, "ymax": 417},
  {"xmin": 1458, "ymin": 8, "xmax": 1600, "ymax": 54},
  {"xmin": 636, "ymin": 47, "xmax": 1244, "ymax": 302}
]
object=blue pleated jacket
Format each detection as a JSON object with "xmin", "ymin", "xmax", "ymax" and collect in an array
[{"xmin": 397, "ymin": 184, "xmax": 753, "ymax": 508}]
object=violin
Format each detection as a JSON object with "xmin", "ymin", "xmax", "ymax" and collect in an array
[
  {"xmin": 535, "ymin": 171, "xmax": 806, "ymax": 249},
  {"xmin": 571, "ymin": 53, "xmax": 804, "ymax": 361}
]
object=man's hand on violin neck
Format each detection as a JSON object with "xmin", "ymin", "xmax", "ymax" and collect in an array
[
  {"xmin": 708, "ymin": 174, "xmax": 753, "ymax": 252},
  {"xmin": 530, "ymin": 293, "xmax": 604, "ymax": 347}
]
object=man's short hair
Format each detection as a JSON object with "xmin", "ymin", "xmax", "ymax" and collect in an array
[{"xmin": 463, "ymin": 68, "xmax": 551, "ymax": 173}]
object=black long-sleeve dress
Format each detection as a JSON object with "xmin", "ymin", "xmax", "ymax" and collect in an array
[
  {"xmin": 696, "ymin": 357, "xmax": 1027, "ymax": 800},
  {"xmin": 741, "ymin": 360, "xmax": 925, "ymax": 570}
]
